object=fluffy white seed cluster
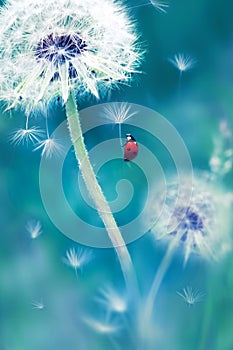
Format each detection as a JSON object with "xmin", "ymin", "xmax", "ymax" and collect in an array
[
  {"xmin": 148, "ymin": 174, "xmax": 232, "ymax": 263},
  {"xmin": 0, "ymin": 0, "xmax": 141, "ymax": 113}
]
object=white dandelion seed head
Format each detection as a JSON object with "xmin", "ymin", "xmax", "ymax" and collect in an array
[
  {"xmin": 33, "ymin": 137, "xmax": 64, "ymax": 158},
  {"xmin": 148, "ymin": 174, "xmax": 232, "ymax": 263},
  {"xmin": 25, "ymin": 219, "xmax": 43, "ymax": 239},
  {"xmin": 177, "ymin": 286, "xmax": 205, "ymax": 306},
  {"xmin": 9, "ymin": 127, "xmax": 44, "ymax": 146},
  {"xmin": 0, "ymin": 0, "xmax": 142, "ymax": 113},
  {"xmin": 169, "ymin": 53, "xmax": 196, "ymax": 72},
  {"xmin": 102, "ymin": 102, "xmax": 137, "ymax": 124},
  {"xmin": 63, "ymin": 247, "xmax": 93, "ymax": 270},
  {"xmin": 96, "ymin": 285, "xmax": 127, "ymax": 313}
]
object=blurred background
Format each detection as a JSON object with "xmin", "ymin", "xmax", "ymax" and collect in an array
[{"xmin": 0, "ymin": 0, "xmax": 233, "ymax": 349}]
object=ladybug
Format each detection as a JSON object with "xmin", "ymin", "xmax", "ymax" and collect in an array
[{"xmin": 124, "ymin": 134, "xmax": 139, "ymax": 161}]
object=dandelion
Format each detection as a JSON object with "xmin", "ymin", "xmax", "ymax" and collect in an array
[
  {"xmin": 63, "ymin": 247, "xmax": 93, "ymax": 275},
  {"xmin": 0, "ymin": 0, "xmax": 141, "ymax": 297},
  {"xmin": 169, "ymin": 53, "xmax": 196, "ymax": 73},
  {"xmin": 0, "ymin": 0, "xmax": 141, "ymax": 110},
  {"xmin": 95, "ymin": 285, "xmax": 127, "ymax": 314},
  {"xmin": 209, "ymin": 119, "xmax": 233, "ymax": 177},
  {"xmin": 142, "ymin": 174, "xmax": 232, "ymax": 331},
  {"xmin": 32, "ymin": 299, "xmax": 45, "ymax": 310},
  {"xmin": 25, "ymin": 220, "xmax": 43, "ymax": 239},
  {"xmin": 153, "ymin": 176, "xmax": 232, "ymax": 263},
  {"xmin": 177, "ymin": 286, "xmax": 205, "ymax": 306}
]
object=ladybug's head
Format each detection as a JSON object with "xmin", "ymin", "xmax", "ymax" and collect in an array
[{"xmin": 126, "ymin": 133, "xmax": 136, "ymax": 141}]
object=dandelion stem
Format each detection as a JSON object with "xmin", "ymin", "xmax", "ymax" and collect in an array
[
  {"xmin": 141, "ymin": 232, "xmax": 181, "ymax": 345},
  {"xmin": 65, "ymin": 90, "xmax": 139, "ymax": 298},
  {"xmin": 118, "ymin": 123, "xmax": 124, "ymax": 147},
  {"xmin": 144, "ymin": 240, "xmax": 176, "ymax": 319},
  {"xmin": 45, "ymin": 112, "xmax": 50, "ymax": 138},
  {"xmin": 25, "ymin": 114, "xmax": 29, "ymax": 130}
]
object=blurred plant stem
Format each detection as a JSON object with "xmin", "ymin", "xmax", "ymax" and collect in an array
[
  {"xmin": 198, "ymin": 275, "xmax": 214, "ymax": 350},
  {"xmin": 65, "ymin": 90, "xmax": 139, "ymax": 299},
  {"xmin": 140, "ymin": 233, "xmax": 181, "ymax": 347}
]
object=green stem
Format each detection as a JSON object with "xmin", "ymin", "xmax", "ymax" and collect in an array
[
  {"xmin": 65, "ymin": 90, "xmax": 139, "ymax": 298},
  {"xmin": 144, "ymin": 240, "xmax": 176, "ymax": 319},
  {"xmin": 140, "ymin": 233, "xmax": 181, "ymax": 347}
]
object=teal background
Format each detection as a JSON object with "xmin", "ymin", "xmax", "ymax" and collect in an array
[{"xmin": 0, "ymin": 0, "xmax": 233, "ymax": 349}]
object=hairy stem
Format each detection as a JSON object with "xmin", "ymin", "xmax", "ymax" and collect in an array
[{"xmin": 65, "ymin": 91, "xmax": 139, "ymax": 298}]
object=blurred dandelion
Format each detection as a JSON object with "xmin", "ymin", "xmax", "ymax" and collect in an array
[
  {"xmin": 84, "ymin": 307, "xmax": 123, "ymax": 348},
  {"xmin": 209, "ymin": 119, "xmax": 233, "ymax": 177},
  {"xmin": 152, "ymin": 176, "xmax": 232, "ymax": 263},
  {"xmin": 143, "ymin": 174, "xmax": 232, "ymax": 332},
  {"xmin": 169, "ymin": 53, "xmax": 196, "ymax": 73},
  {"xmin": 177, "ymin": 286, "xmax": 205, "ymax": 306},
  {"xmin": 63, "ymin": 247, "xmax": 93, "ymax": 278},
  {"xmin": 83, "ymin": 314, "xmax": 122, "ymax": 335},
  {"xmin": 0, "ymin": 0, "xmax": 142, "ymax": 296},
  {"xmin": 31, "ymin": 299, "xmax": 45, "ymax": 310},
  {"xmin": 169, "ymin": 53, "xmax": 196, "ymax": 90},
  {"xmin": 25, "ymin": 220, "xmax": 43, "ymax": 239},
  {"xmin": 95, "ymin": 285, "xmax": 127, "ymax": 314}
]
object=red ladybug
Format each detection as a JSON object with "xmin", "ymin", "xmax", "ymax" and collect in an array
[{"xmin": 124, "ymin": 134, "xmax": 139, "ymax": 161}]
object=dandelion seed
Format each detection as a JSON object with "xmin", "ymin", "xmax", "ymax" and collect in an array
[
  {"xmin": 0, "ymin": 0, "xmax": 141, "ymax": 113},
  {"xmin": 169, "ymin": 53, "xmax": 196, "ymax": 73},
  {"xmin": 131, "ymin": 0, "xmax": 169, "ymax": 13},
  {"xmin": 25, "ymin": 220, "xmax": 43, "ymax": 239},
  {"xmin": 10, "ymin": 127, "xmax": 44, "ymax": 146},
  {"xmin": 83, "ymin": 315, "xmax": 121, "ymax": 334},
  {"xmin": 96, "ymin": 286, "xmax": 127, "ymax": 313},
  {"xmin": 32, "ymin": 299, "xmax": 45, "ymax": 310},
  {"xmin": 33, "ymin": 137, "xmax": 64, "ymax": 158},
  {"xmin": 177, "ymin": 286, "xmax": 205, "ymax": 306},
  {"xmin": 102, "ymin": 103, "xmax": 137, "ymax": 146},
  {"xmin": 150, "ymin": 0, "xmax": 169, "ymax": 13},
  {"xmin": 63, "ymin": 247, "xmax": 93, "ymax": 272},
  {"xmin": 103, "ymin": 103, "xmax": 137, "ymax": 125}
]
